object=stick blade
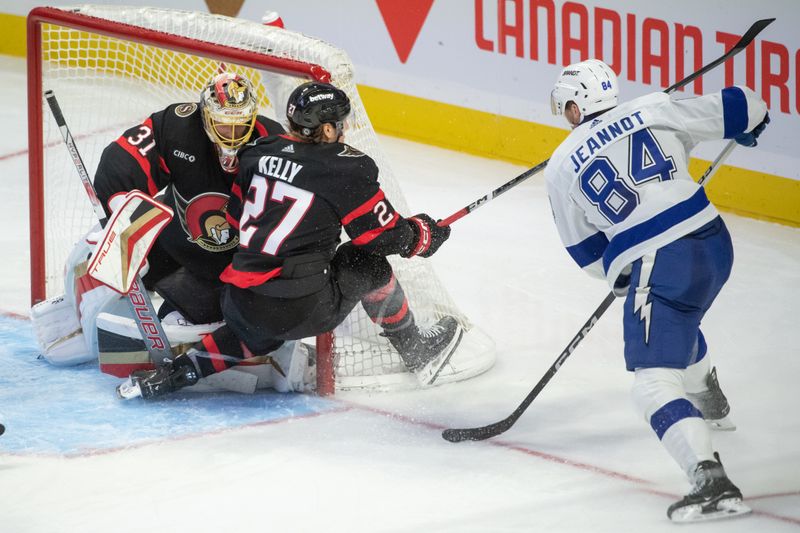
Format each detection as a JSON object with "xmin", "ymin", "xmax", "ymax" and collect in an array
[
  {"xmin": 442, "ymin": 420, "xmax": 510, "ymax": 443},
  {"xmin": 737, "ymin": 18, "xmax": 776, "ymax": 50}
]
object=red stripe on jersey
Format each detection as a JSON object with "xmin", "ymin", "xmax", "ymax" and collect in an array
[
  {"xmin": 225, "ymin": 212, "xmax": 240, "ymax": 230},
  {"xmin": 279, "ymin": 133, "xmax": 307, "ymax": 142},
  {"xmin": 254, "ymin": 121, "xmax": 267, "ymax": 137},
  {"xmin": 342, "ymin": 190, "xmax": 386, "ymax": 226},
  {"xmin": 219, "ymin": 264, "xmax": 283, "ymax": 288},
  {"xmin": 351, "ymin": 213, "xmax": 399, "ymax": 246},
  {"xmin": 201, "ymin": 333, "xmax": 228, "ymax": 374},
  {"xmin": 376, "ymin": 299, "xmax": 409, "ymax": 325},
  {"xmin": 231, "ymin": 182, "xmax": 242, "ymax": 200},
  {"xmin": 115, "ymin": 118, "xmax": 158, "ymax": 196},
  {"xmin": 158, "ymin": 156, "xmax": 171, "ymax": 174},
  {"xmin": 362, "ymin": 274, "xmax": 397, "ymax": 303}
]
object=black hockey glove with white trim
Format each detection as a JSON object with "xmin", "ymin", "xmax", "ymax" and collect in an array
[
  {"xmin": 735, "ymin": 112, "xmax": 770, "ymax": 147},
  {"xmin": 401, "ymin": 213, "xmax": 451, "ymax": 258}
]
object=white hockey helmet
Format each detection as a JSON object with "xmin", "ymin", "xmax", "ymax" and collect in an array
[
  {"xmin": 550, "ymin": 59, "xmax": 618, "ymax": 117},
  {"xmin": 200, "ymin": 72, "xmax": 258, "ymax": 172}
]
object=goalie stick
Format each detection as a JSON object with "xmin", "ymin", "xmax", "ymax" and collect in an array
[
  {"xmin": 438, "ymin": 17, "xmax": 775, "ymax": 228},
  {"xmin": 44, "ymin": 90, "xmax": 174, "ymax": 367},
  {"xmin": 441, "ymin": 17, "xmax": 776, "ymax": 443}
]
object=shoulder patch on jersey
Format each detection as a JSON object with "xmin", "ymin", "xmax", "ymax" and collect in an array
[
  {"xmin": 174, "ymin": 103, "xmax": 198, "ymax": 117},
  {"xmin": 338, "ymin": 144, "xmax": 365, "ymax": 158}
]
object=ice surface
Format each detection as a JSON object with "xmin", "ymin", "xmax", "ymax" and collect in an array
[{"xmin": 0, "ymin": 55, "xmax": 798, "ymax": 532}]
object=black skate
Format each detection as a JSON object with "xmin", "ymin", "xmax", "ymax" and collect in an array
[
  {"xmin": 384, "ymin": 316, "xmax": 464, "ymax": 386},
  {"xmin": 116, "ymin": 355, "xmax": 199, "ymax": 400},
  {"xmin": 667, "ymin": 453, "xmax": 751, "ymax": 523},
  {"xmin": 688, "ymin": 367, "xmax": 735, "ymax": 431}
]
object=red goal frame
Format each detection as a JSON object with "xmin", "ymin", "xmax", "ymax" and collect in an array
[{"xmin": 26, "ymin": 7, "xmax": 337, "ymax": 394}]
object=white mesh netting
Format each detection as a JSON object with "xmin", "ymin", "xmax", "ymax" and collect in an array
[{"xmin": 33, "ymin": 5, "xmax": 494, "ymax": 390}]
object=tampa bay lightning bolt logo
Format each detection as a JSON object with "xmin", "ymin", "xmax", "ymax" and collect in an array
[{"xmin": 173, "ymin": 187, "xmax": 238, "ymax": 252}]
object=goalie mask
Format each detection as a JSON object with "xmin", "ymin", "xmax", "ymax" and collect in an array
[
  {"xmin": 286, "ymin": 82, "xmax": 351, "ymax": 139},
  {"xmin": 200, "ymin": 72, "xmax": 258, "ymax": 173},
  {"xmin": 550, "ymin": 59, "xmax": 618, "ymax": 118}
]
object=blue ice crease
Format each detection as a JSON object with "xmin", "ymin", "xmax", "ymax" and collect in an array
[{"xmin": 0, "ymin": 316, "xmax": 336, "ymax": 455}]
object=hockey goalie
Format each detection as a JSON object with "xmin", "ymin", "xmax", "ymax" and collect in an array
[{"xmin": 30, "ymin": 72, "xmax": 311, "ymax": 395}]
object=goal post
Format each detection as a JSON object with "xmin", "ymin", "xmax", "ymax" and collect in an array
[{"xmin": 27, "ymin": 5, "xmax": 495, "ymax": 394}]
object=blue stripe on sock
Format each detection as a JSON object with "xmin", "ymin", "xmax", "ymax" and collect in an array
[{"xmin": 650, "ymin": 398, "xmax": 703, "ymax": 440}]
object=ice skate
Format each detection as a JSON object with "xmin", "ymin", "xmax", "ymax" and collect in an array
[
  {"xmin": 116, "ymin": 355, "xmax": 199, "ymax": 400},
  {"xmin": 385, "ymin": 316, "xmax": 464, "ymax": 386},
  {"xmin": 667, "ymin": 453, "xmax": 751, "ymax": 523},
  {"xmin": 687, "ymin": 367, "xmax": 736, "ymax": 431}
]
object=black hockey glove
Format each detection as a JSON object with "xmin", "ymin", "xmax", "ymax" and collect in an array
[
  {"xmin": 402, "ymin": 214, "xmax": 451, "ymax": 258},
  {"xmin": 734, "ymin": 112, "xmax": 770, "ymax": 147}
]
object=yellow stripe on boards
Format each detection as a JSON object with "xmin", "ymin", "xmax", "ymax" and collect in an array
[{"xmin": 0, "ymin": 13, "xmax": 26, "ymax": 57}]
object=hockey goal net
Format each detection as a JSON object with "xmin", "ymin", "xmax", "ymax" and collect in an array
[{"xmin": 27, "ymin": 5, "xmax": 495, "ymax": 394}]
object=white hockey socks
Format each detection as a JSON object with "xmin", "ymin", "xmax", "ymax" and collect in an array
[{"xmin": 632, "ymin": 367, "xmax": 715, "ymax": 475}]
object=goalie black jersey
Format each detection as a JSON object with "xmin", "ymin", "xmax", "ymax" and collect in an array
[
  {"xmin": 222, "ymin": 134, "xmax": 416, "ymax": 287},
  {"xmin": 93, "ymin": 103, "xmax": 284, "ymax": 280}
]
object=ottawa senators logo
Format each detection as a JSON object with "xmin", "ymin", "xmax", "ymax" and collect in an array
[{"xmin": 173, "ymin": 188, "xmax": 238, "ymax": 252}]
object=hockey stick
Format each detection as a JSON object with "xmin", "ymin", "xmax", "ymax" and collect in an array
[
  {"xmin": 439, "ymin": 18, "xmax": 774, "ymax": 228},
  {"xmin": 442, "ymin": 139, "xmax": 738, "ymax": 443},
  {"xmin": 44, "ymin": 90, "xmax": 174, "ymax": 367}
]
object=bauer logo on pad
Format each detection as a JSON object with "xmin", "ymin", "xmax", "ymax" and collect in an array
[{"xmin": 87, "ymin": 191, "xmax": 173, "ymax": 294}]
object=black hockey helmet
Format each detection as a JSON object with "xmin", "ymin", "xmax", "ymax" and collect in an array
[{"xmin": 286, "ymin": 81, "xmax": 351, "ymax": 136}]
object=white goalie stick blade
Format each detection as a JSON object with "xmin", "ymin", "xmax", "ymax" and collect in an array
[
  {"xmin": 88, "ymin": 191, "xmax": 173, "ymax": 294},
  {"xmin": 415, "ymin": 326, "xmax": 465, "ymax": 387},
  {"xmin": 669, "ymin": 497, "xmax": 751, "ymax": 523},
  {"xmin": 116, "ymin": 377, "xmax": 143, "ymax": 400}
]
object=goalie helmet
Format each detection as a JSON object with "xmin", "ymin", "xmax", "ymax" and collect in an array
[
  {"xmin": 199, "ymin": 72, "xmax": 258, "ymax": 172},
  {"xmin": 286, "ymin": 82, "xmax": 351, "ymax": 138},
  {"xmin": 550, "ymin": 59, "xmax": 618, "ymax": 118}
]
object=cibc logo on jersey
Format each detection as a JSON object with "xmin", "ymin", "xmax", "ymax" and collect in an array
[{"xmin": 173, "ymin": 188, "xmax": 238, "ymax": 252}]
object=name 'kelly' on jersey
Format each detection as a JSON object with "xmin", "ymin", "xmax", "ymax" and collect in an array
[{"xmin": 544, "ymin": 86, "xmax": 767, "ymax": 288}]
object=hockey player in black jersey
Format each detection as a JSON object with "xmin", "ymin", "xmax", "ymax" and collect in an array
[
  {"xmin": 93, "ymin": 71, "xmax": 285, "ymax": 324},
  {"xmin": 32, "ymin": 73, "xmax": 285, "ymax": 368},
  {"xmin": 119, "ymin": 81, "xmax": 463, "ymax": 400}
]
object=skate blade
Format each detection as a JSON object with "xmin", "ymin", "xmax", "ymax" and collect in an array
[
  {"xmin": 669, "ymin": 498, "xmax": 751, "ymax": 523},
  {"xmin": 116, "ymin": 377, "xmax": 143, "ymax": 400},
  {"xmin": 415, "ymin": 326, "xmax": 464, "ymax": 387},
  {"xmin": 706, "ymin": 416, "xmax": 736, "ymax": 431}
]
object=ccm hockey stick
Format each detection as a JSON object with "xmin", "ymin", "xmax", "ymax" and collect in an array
[
  {"xmin": 439, "ymin": 18, "xmax": 775, "ymax": 228},
  {"xmin": 45, "ymin": 90, "xmax": 174, "ymax": 367},
  {"xmin": 442, "ymin": 138, "xmax": 737, "ymax": 443}
]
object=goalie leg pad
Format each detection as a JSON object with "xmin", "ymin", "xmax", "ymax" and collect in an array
[
  {"xmin": 97, "ymin": 311, "xmax": 224, "ymax": 377},
  {"xmin": 269, "ymin": 341, "xmax": 310, "ymax": 393},
  {"xmin": 31, "ymin": 295, "xmax": 93, "ymax": 366}
]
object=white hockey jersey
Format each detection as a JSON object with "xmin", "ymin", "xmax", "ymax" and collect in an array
[{"xmin": 545, "ymin": 86, "xmax": 767, "ymax": 290}]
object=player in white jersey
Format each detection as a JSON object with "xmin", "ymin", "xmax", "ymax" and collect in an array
[{"xmin": 545, "ymin": 59, "xmax": 769, "ymax": 522}]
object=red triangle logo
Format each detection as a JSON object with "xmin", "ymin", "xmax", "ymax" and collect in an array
[{"xmin": 376, "ymin": 0, "xmax": 434, "ymax": 64}]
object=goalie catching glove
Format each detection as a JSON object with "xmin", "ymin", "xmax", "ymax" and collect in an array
[{"xmin": 402, "ymin": 214, "xmax": 451, "ymax": 258}]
